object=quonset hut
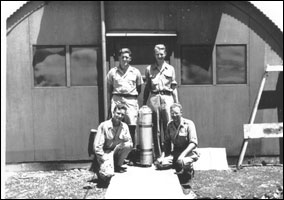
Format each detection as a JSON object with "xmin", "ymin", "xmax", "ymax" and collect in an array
[{"xmin": 6, "ymin": 1, "xmax": 282, "ymax": 162}]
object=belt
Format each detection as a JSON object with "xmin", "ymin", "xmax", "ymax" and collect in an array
[
  {"xmin": 173, "ymin": 147, "xmax": 186, "ymax": 153},
  {"xmin": 114, "ymin": 93, "xmax": 138, "ymax": 98},
  {"xmin": 151, "ymin": 90, "xmax": 172, "ymax": 95}
]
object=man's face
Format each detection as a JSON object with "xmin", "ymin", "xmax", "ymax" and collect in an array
[
  {"xmin": 170, "ymin": 106, "xmax": 182, "ymax": 122},
  {"xmin": 113, "ymin": 108, "xmax": 126, "ymax": 122},
  {"xmin": 154, "ymin": 49, "xmax": 166, "ymax": 63},
  {"xmin": 119, "ymin": 52, "xmax": 131, "ymax": 70}
]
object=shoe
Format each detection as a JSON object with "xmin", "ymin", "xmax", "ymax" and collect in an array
[
  {"xmin": 127, "ymin": 161, "xmax": 136, "ymax": 166},
  {"xmin": 123, "ymin": 159, "xmax": 130, "ymax": 164},
  {"xmin": 182, "ymin": 185, "xmax": 191, "ymax": 195},
  {"xmin": 97, "ymin": 180, "xmax": 110, "ymax": 188},
  {"xmin": 96, "ymin": 176, "xmax": 111, "ymax": 188},
  {"xmin": 114, "ymin": 166, "xmax": 127, "ymax": 173},
  {"xmin": 175, "ymin": 169, "xmax": 184, "ymax": 175}
]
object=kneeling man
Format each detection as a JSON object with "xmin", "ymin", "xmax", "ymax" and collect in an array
[
  {"xmin": 94, "ymin": 103, "xmax": 133, "ymax": 184},
  {"xmin": 157, "ymin": 103, "xmax": 199, "ymax": 192}
]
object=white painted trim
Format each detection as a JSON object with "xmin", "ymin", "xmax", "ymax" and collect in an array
[
  {"xmin": 266, "ymin": 64, "xmax": 283, "ymax": 72},
  {"xmin": 106, "ymin": 33, "xmax": 177, "ymax": 37},
  {"xmin": 244, "ymin": 123, "xmax": 283, "ymax": 139}
]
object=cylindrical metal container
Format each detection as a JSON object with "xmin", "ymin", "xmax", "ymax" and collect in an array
[{"xmin": 138, "ymin": 106, "xmax": 153, "ymax": 166}]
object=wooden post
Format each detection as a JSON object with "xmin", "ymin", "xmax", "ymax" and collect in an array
[
  {"xmin": 249, "ymin": 72, "xmax": 269, "ymax": 124},
  {"xmin": 236, "ymin": 139, "xmax": 249, "ymax": 169}
]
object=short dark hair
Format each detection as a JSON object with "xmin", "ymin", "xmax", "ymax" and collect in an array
[
  {"xmin": 119, "ymin": 48, "xmax": 132, "ymax": 57},
  {"xmin": 114, "ymin": 103, "xmax": 127, "ymax": 112}
]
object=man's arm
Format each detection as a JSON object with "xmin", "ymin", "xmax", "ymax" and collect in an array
[
  {"xmin": 143, "ymin": 68, "xmax": 150, "ymax": 105},
  {"xmin": 94, "ymin": 123, "xmax": 107, "ymax": 161},
  {"xmin": 136, "ymin": 70, "xmax": 143, "ymax": 96},
  {"xmin": 124, "ymin": 124, "xmax": 133, "ymax": 147},
  {"xmin": 171, "ymin": 66, "xmax": 179, "ymax": 103},
  {"xmin": 178, "ymin": 143, "xmax": 196, "ymax": 161},
  {"xmin": 143, "ymin": 82, "xmax": 150, "ymax": 105},
  {"xmin": 172, "ymin": 87, "xmax": 179, "ymax": 103},
  {"xmin": 107, "ymin": 80, "xmax": 113, "ymax": 102},
  {"xmin": 137, "ymin": 85, "xmax": 142, "ymax": 96},
  {"xmin": 177, "ymin": 121, "xmax": 198, "ymax": 161}
]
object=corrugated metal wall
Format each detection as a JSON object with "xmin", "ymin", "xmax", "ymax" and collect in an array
[{"xmin": 6, "ymin": 1, "xmax": 282, "ymax": 162}]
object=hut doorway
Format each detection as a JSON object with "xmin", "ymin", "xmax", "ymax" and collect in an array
[
  {"xmin": 106, "ymin": 35, "xmax": 177, "ymax": 107},
  {"xmin": 107, "ymin": 35, "xmax": 176, "ymax": 76}
]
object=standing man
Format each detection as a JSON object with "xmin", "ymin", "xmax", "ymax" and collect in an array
[
  {"xmin": 143, "ymin": 44, "xmax": 179, "ymax": 160},
  {"xmin": 107, "ymin": 48, "xmax": 143, "ymax": 164},
  {"xmin": 158, "ymin": 103, "xmax": 199, "ymax": 194},
  {"xmin": 93, "ymin": 103, "xmax": 133, "ymax": 185}
]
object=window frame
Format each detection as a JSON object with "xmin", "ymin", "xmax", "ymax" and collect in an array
[
  {"xmin": 69, "ymin": 45, "xmax": 100, "ymax": 87},
  {"xmin": 180, "ymin": 44, "xmax": 214, "ymax": 85},
  {"xmin": 180, "ymin": 44, "xmax": 248, "ymax": 86},
  {"xmin": 32, "ymin": 45, "xmax": 100, "ymax": 88},
  {"xmin": 32, "ymin": 45, "xmax": 67, "ymax": 88},
  {"xmin": 216, "ymin": 44, "xmax": 247, "ymax": 85}
]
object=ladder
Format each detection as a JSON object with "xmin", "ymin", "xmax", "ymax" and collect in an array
[{"xmin": 236, "ymin": 64, "xmax": 283, "ymax": 169}]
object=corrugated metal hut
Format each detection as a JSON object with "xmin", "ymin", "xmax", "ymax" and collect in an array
[{"xmin": 6, "ymin": 1, "xmax": 282, "ymax": 163}]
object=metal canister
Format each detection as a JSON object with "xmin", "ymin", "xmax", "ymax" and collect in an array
[{"xmin": 138, "ymin": 105, "xmax": 153, "ymax": 166}]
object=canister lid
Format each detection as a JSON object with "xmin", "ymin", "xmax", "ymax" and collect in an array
[{"xmin": 139, "ymin": 105, "xmax": 152, "ymax": 114}]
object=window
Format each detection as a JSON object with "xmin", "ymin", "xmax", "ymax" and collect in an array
[
  {"xmin": 181, "ymin": 45, "xmax": 213, "ymax": 85},
  {"xmin": 180, "ymin": 44, "xmax": 247, "ymax": 85},
  {"xmin": 216, "ymin": 45, "xmax": 247, "ymax": 84},
  {"xmin": 33, "ymin": 45, "xmax": 99, "ymax": 87},
  {"xmin": 33, "ymin": 46, "xmax": 66, "ymax": 87},
  {"xmin": 70, "ymin": 46, "xmax": 98, "ymax": 86}
]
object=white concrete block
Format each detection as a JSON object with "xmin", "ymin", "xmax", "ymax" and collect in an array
[{"xmin": 193, "ymin": 148, "xmax": 229, "ymax": 170}]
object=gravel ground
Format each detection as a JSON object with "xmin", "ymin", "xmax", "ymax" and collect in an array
[
  {"xmin": 192, "ymin": 165, "xmax": 283, "ymax": 199},
  {"xmin": 5, "ymin": 169, "xmax": 106, "ymax": 199},
  {"xmin": 4, "ymin": 165, "xmax": 283, "ymax": 199}
]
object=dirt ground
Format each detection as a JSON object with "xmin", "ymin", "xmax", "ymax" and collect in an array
[
  {"xmin": 4, "ymin": 165, "xmax": 283, "ymax": 199},
  {"xmin": 192, "ymin": 165, "xmax": 283, "ymax": 199}
]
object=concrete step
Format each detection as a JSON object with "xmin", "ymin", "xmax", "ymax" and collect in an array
[
  {"xmin": 193, "ymin": 148, "xmax": 229, "ymax": 170},
  {"xmin": 105, "ymin": 165, "xmax": 188, "ymax": 199}
]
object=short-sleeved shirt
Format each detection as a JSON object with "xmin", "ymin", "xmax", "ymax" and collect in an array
[
  {"xmin": 164, "ymin": 117, "xmax": 198, "ymax": 154},
  {"xmin": 107, "ymin": 66, "xmax": 143, "ymax": 96},
  {"xmin": 145, "ymin": 62, "xmax": 177, "ymax": 93},
  {"xmin": 94, "ymin": 119, "xmax": 132, "ymax": 157}
]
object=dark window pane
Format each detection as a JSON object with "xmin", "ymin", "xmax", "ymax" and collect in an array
[
  {"xmin": 122, "ymin": 43, "xmax": 155, "ymax": 77},
  {"xmin": 33, "ymin": 46, "xmax": 66, "ymax": 87},
  {"xmin": 216, "ymin": 45, "xmax": 246, "ymax": 84},
  {"xmin": 118, "ymin": 42, "xmax": 170, "ymax": 78},
  {"xmin": 181, "ymin": 45, "xmax": 213, "ymax": 85},
  {"xmin": 70, "ymin": 47, "xmax": 98, "ymax": 86},
  {"xmin": 114, "ymin": 37, "xmax": 174, "ymax": 79}
]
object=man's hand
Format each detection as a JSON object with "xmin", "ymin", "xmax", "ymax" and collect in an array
[
  {"xmin": 175, "ymin": 157, "xmax": 185, "ymax": 174},
  {"xmin": 177, "ymin": 154, "xmax": 185, "ymax": 164},
  {"xmin": 154, "ymin": 155, "xmax": 173, "ymax": 170}
]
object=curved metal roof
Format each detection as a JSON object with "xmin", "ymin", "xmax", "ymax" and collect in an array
[{"xmin": 6, "ymin": 1, "xmax": 283, "ymax": 50}]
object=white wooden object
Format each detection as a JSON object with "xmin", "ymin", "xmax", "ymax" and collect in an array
[
  {"xmin": 237, "ymin": 65, "xmax": 283, "ymax": 169},
  {"xmin": 244, "ymin": 123, "xmax": 283, "ymax": 139}
]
